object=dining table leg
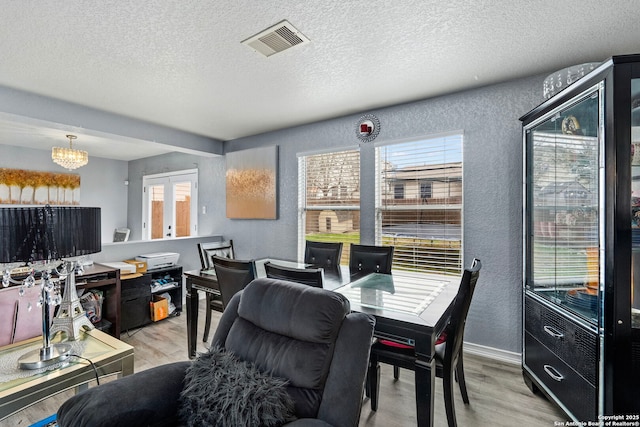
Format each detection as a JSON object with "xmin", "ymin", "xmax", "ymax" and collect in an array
[
  {"xmin": 185, "ymin": 282, "xmax": 199, "ymax": 359},
  {"xmin": 414, "ymin": 353, "xmax": 436, "ymax": 427}
]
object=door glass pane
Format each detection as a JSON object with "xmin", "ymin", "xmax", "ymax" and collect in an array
[
  {"xmin": 174, "ymin": 181, "xmax": 191, "ymax": 238},
  {"xmin": 527, "ymin": 90, "xmax": 600, "ymax": 322},
  {"xmin": 631, "ymin": 78, "xmax": 640, "ymax": 328},
  {"xmin": 150, "ymin": 184, "xmax": 164, "ymax": 240}
]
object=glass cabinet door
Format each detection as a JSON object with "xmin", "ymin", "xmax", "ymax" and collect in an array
[
  {"xmin": 632, "ymin": 78, "xmax": 640, "ymax": 329},
  {"xmin": 526, "ymin": 88, "xmax": 601, "ymax": 323}
]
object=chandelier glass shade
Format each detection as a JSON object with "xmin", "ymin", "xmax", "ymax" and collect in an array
[{"xmin": 52, "ymin": 134, "xmax": 88, "ymax": 170}]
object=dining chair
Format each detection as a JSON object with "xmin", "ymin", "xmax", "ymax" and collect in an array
[
  {"xmin": 197, "ymin": 240, "xmax": 234, "ymax": 342},
  {"xmin": 211, "ymin": 255, "xmax": 256, "ymax": 309},
  {"xmin": 367, "ymin": 258, "xmax": 482, "ymax": 427},
  {"xmin": 304, "ymin": 241, "xmax": 343, "ymax": 272},
  {"xmin": 264, "ymin": 261, "xmax": 325, "ymax": 288},
  {"xmin": 197, "ymin": 240, "xmax": 234, "ymax": 270},
  {"xmin": 348, "ymin": 244, "xmax": 394, "ymax": 278}
]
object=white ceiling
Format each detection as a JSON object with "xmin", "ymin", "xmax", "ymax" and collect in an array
[{"xmin": 1, "ymin": 0, "xmax": 640, "ymax": 160}]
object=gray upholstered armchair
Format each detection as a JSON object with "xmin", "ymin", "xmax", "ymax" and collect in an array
[{"xmin": 57, "ymin": 277, "xmax": 375, "ymax": 427}]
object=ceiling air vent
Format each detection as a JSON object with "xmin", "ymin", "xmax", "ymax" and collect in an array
[{"xmin": 241, "ymin": 20, "xmax": 310, "ymax": 57}]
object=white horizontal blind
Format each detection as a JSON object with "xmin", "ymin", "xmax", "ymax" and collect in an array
[
  {"xmin": 298, "ymin": 149, "xmax": 360, "ymax": 264},
  {"xmin": 375, "ymin": 134, "xmax": 463, "ymax": 276}
]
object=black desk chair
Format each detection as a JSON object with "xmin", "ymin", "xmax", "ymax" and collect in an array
[
  {"xmin": 264, "ymin": 261, "xmax": 325, "ymax": 288},
  {"xmin": 304, "ymin": 241, "xmax": 343, "ymax": 273},
  {"xmin": 348, "ymin": 244, "xmax": 394, "ymax": 278},
  {"xmin": 197, "ymin": 240, "xmax": 234, "ymax": 342},
  {"xmin": 368, "ymin": 258, "xmax": 482, "ymax": 427},
  {"xmin": 212, "ymin": 255, "xmax": 256, "ymax": 309}
]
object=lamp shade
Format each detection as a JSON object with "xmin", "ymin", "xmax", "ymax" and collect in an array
[{"xmin": 0, "ymin": 206, "xmax": 101, "ymax": 263}]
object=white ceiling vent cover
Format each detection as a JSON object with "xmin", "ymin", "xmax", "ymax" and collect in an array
[{"xmin": 241, "ymin": 20, "xmax": 310, "ymax": 57}]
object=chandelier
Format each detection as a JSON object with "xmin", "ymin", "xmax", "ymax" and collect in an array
[{"xmin": 52, "ymin": 134, "xmax": 88, "ymax": 170}]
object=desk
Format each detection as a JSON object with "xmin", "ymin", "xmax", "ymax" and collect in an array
[
  {"xmin": 75, "ymin": 264, "xmax": 121, "ymax": 338},
  {"xmin": 184, "ymin": 259, "xmax": 342, "ymax": 358},
  {"xmin": 0, "ymin": 328, "xmax": 134, "ymax": 421},
  {"xmin": 334, "ymin": 271, "xmax": 458, "ymax": 427}
]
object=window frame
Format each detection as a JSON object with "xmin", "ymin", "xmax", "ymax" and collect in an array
[
  {"xmin": 297, "ymin": 147, "xmax": 360, "ymax": 263},
  {"xmin": 142, "ymin": 168, "xmax": 198, "ymax": 240},
  {"xmin": 374, "ymin": 131, "xmax": 464, "ymax": 276}
]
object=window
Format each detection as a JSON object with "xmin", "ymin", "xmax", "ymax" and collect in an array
[
  {"xmin": 375, "ymin": 133, "xmax": 463, "ymax": 275},
  {"xmin": 298, "ymin": 149, "xmax": 360, "ymax": 264},
  {"xmin": 420, "ymin": 181, "xmax": 433, "ymax": 199},
  {"xmin": 394, "ymin": 183, "xmax": 404, "ymax": 199},
  {"xmin": 142, "ymin": 169, "xmax": 198, "ymax": 240}
]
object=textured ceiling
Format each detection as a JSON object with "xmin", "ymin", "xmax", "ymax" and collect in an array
[{"xmin": 1, "ymin": 0, "xmax": 640, "ymax": 159}]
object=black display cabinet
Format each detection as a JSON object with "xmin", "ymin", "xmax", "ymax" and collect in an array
[{"xmin": 521, "ymin": 54, "xmax": 640, "ymax": 420}]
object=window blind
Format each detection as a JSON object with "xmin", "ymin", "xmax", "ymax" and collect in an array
[
  {"xmin": 298, "ymin": 149, "xmax": 360, "ymax": 264},
  {"xmin": 375, "ymin": 134, "xmax": 463, "ymax": 276}
]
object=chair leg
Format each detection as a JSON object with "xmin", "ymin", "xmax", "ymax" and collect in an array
[
  {"xmin": 365, "ymin": 374, "xmax": 370, "ymax": 398},
  {"xmin": 367, "ymin": 357, "xmax": 380, "ymax": 411},
  {"xmin": 443, "ymin": 364, "xmax": 458, "ymax": 427},
  {"xmin": 456, "ymin": 356, "xmax": 470, "ymax": 404},
  {"xmin": 393, "ymin": 365, "xmax": 400, "ymax": 380},
  {"xmin": 202, "ymin": 296, "xmax": 213, "ymax": 342}
]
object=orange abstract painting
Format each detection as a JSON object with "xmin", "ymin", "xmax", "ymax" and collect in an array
[{"xmin": 226, "ymin": 146, "xmax": 277, "ymax": 219}]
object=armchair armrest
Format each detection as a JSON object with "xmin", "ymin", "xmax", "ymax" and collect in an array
[{"xmin": 57, "ymin": 361, "xmax": 190, "ymax": 427}]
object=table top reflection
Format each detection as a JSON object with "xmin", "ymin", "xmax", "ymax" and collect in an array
[
  {"xmin": 334, "ymin": 270, "xmax": 458, "ymax": 329},
  {"xmin": 342, "ymin": 272, "xmax": 450, "ymax": 314}
]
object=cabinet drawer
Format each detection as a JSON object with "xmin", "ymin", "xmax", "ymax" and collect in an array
[
  {"xmin": 525, "ymin": 295, "xmax": 597, "ymax": 384},
  {"xmin": 525, "ymin": 332, "xmax": 596, "ymax": 421}
]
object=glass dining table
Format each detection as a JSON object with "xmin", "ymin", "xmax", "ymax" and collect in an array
[
  {"xmin": 337, "ymin": 270, "xmax": 458, "ymax": 427},
  {"xmin": 183, "ymin": 260, "xmax": 460, "ymax": 427},
  {"xmin": 0, "ymin": 329, "xmax": 134, "ymax": 421}
]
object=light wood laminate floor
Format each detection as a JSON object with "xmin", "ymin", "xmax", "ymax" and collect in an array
[{"xmin": 1, "ymin": 304, "xmax": 565, "ymax": 426}]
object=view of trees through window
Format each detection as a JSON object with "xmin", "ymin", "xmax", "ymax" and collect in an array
[{"xmin": 298, "ymin": 149, "xmax": 360, "ymax": 264}]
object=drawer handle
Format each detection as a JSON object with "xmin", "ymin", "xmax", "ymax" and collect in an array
[
  {"xmin": 543, "ymin": 364, "xmax": 564, "ymax": 382},
  {"xmin": 543, "ymin": 325, "xmax": 564, "ymax": 339}
]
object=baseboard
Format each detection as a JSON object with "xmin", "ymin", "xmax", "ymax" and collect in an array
[{"xmin": 464, "ymin": 342, "xmax": 521, "ymax": 365}]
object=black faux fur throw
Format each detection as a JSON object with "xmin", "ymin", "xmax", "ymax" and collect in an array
[{"xmin": 178, "ymin": 346, "xmax": 296, "ymax": 427}]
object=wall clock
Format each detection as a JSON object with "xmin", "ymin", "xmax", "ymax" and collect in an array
[{"xmin": 355, "ymin": 114, "xmax": 380, "ymax": 143}]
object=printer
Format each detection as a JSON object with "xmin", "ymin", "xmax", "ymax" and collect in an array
[{"xmin": 136, "ymin": 252, "xmax": 180, "ymax": 270}]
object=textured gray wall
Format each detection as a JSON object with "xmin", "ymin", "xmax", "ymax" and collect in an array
[
  {"xmin": 0, "ymin": 73, "xmax": 546, "ymax": 354},
  {"xmin": 205, "ymin": 74, "xmax": 546, "ymax": 353}
]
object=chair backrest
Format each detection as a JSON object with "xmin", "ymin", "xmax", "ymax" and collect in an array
[
  {"xmin": 264, "ymin": 261, "xmax": 325, "ymax": 288},
  {"xmin": 304, "ymin": 241, "xmax": 343, "ymax": 271},
  {"xmin": 212, "ymin": 278, "xmax": 375, "ymax": 426},
  {"xmin": 113, "ymin": 228, "xmax": 130, "ymax": 242},
  {"xmin": 198, "ymin": 240, "xmax": 234, "ymax": 270},
  {"xmin": 348, "ymin": 244, "xmax": 394, "ymax": 277},
  {"xmin": 443, "ymin": 258, "xmax": 482, "ymax": 367},
  {"xmin": 212, "ymin": 255, "xmax": 255, "ymax": 308}
]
